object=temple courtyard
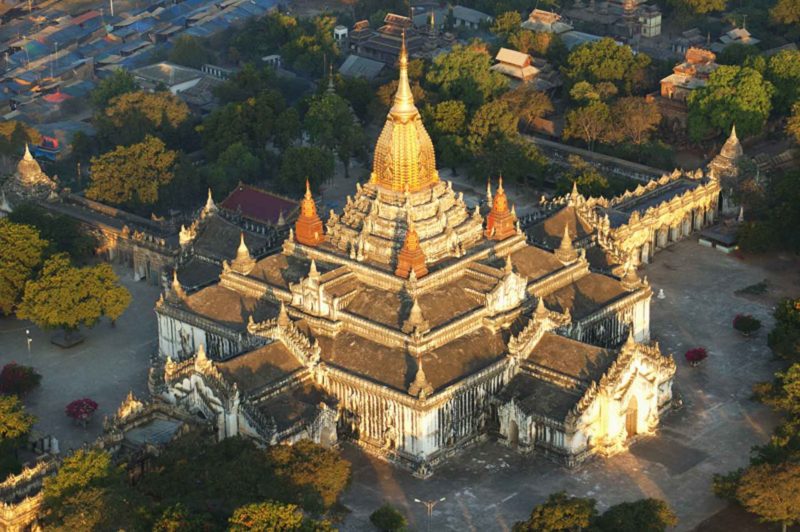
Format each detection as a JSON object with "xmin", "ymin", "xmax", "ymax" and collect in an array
[
  {"xmin": 338, "ymin": 238, "xmax": 796, "ymax": 532},
  {"xmin": 0, "ymin": 239, "xmax": 797, "ymax": 531},
  {"xmin": 0, "ymin": 266, "xmax": 160, "ymax": 452}
]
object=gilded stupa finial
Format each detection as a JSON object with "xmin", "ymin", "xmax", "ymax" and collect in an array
[{"xmin": 391, "ymin": 30, "xmax": 415, "ymax": 117}]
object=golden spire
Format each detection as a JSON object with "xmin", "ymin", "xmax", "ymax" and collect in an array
[
  {"xmin": 296, "ymin": 179, "xmax": 324, "ymax": 247},
  {"xmin": 390, "ymin": 31, "xmax": 416, "ymax": 118},
  {"xmin": 371, "ymin": 29, "xmax": 439, "ymax": 193}
]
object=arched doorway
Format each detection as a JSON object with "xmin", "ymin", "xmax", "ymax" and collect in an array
[
  {"xmin": 508, "ymin": 420, "xmax": 519, "ymax": 447},
  {"xmin": 625, "ymin": 396, "xmax": 638, "ymax": 439}
]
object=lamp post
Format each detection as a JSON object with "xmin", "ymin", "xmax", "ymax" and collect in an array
[
  {"xmin": 414, "ymin": 497, "xmax": 446, "ymax": 532},
  {"xmin": 25, "ymin": 329, "xmax": 32, "ymax": 353}
]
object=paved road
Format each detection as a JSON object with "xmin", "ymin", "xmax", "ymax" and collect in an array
[{"xmin": 339, "ymin": 239, "xmax": 787, "ymax": 531}]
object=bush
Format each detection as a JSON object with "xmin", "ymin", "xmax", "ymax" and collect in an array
[
  {"xmin": 370, "ymin": 503, "xmax": 407, "ymax": 531},
  {"xmin": 712, "ymin": 469, "xmax": 743, "ymax": 501},
  {"xmin": 0, "ymin": 363, "xmax": 41, "ymax": 396},
  {"xmin": 684, "ymin": 347, "xmax": 708, "ymax": 364},
  {"xmin": 733, "ymin": 314, "xmax": 762, "ymax": 335},
  {"xmin": 768, "ymin": 298, "xmax": 800, "ymax": 362},
  {"xmin": 65, "ymin": 398, "xmax": 98, "ymax": 425}
]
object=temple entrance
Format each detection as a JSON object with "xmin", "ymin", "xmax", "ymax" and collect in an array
[
  {"xmin": 625, "ymin": 396, "xmax": 638, "ymax": 438},
  {"xmin": 508, "ymin": 420, "xmax": 519, "ymax": 447}
]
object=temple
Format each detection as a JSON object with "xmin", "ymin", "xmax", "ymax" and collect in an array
[{"xmin": 152, "ymin": 39, "xmax": 676, "ymax": 475}]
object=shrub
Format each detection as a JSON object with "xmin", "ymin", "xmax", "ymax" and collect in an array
[
  {"xmin": 370, "ymin": 504, "xmax": 407, "ymax": 531},
  {"xmin": 0, "ymin": 363, "xmax": 41, "ymax": 396},
  {"xmin": 712, "ymin": 469, "xmax": 743, "ymax": 501},
  {"xmin": 733, "ymin": 314, "xmax": 762, "ymax": 335},
  {"xmin": 685, "ymin": 348, "xmax": 708, "ymax": 364},
  {"xmin": 65, "ymin": 398, "xmax": 98, "ymax": 425}
]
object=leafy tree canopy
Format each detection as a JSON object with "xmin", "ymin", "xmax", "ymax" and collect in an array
[
  {"xmin": 90, "ymin": 69, "xmax": 140, "ymax": 109},
  {"xmin": 0, "ymin": 121, "xmax": 41, "ymax": 158},
  {"xmin": 512, "ymin": 491, "xmax": 597, "ymax": 532},
  {"xmin": 277, "ymin": 146, "xmax": 334, "ymax": 196},
  {"xmin": 0, "ymin": 219, "xmax": 47, "ymax": 315},
  {"xmin": 768, "ymin": 299, "xmax": 800, "ymax": 363},
  {"xmin": 228, "ymin": 501, "xmax": 304, "ymax": 531},
  {"xmin": 305, "ymin": 92, "xmax": 366, "ymax": 177},
  {"xmin": 737, "ymin": 462, "xmax": 800, "ymax": 531},
  {"xmin": 611, "ymin": 96, "xmax": 662, "ymax": 145},
  {"xmin": 18, "ymin": 254, "xmax": 131, "ymax": 333},
  {"xmin": 768, "ymin": 50, "xmax": 800, "ymax": 114},
  {"xmin": 564, "ymin": 38, "xmax": 651, "ymax": 94},
  {"xmin": 687, "ymin": 65, "xmax": 774, "ymax": 141},
  {"xmin": 168, "ymin": 35, "xmax": 215, "ymax": 69},
  {"xmin": 8, "ymin": 203, "xmax": 96, "ymax": 260},
  {"xmin": 428, "ymin": 100, "xmax": 468, "ymax": 137},
  {"xmin": 370, "ymin": 503, "xmax": 407, "ymax": 532},
  {"xmin": 426, "ymin": 43, "xmax": 508, "ymax": 109},
  {"xmin": 593, "ymin": 498, "xmax": 678, "ymax": 532},
  {"xmin": 771, "ymin": 0, "xmax": 800, "ymax": 25},
  {"xmin": 563, "ymin": 101, "xmax": 612, "ymax": 150},
  {"xmin": 0, "ymin": 394, "xmax": 35, "ymax": 442},
  {"xmin": 87, "ymin": 135, "xmax": 178, "ymax": 207},
  {"xmin": 491, "ymin": 11, "xmax": 522, "ymax": 39},
  {"xmin": 668, "ymin": 0, "xmax": 726, "ymax": 14}
]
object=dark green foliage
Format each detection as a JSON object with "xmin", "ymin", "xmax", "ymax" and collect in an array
[
  {"xmin": 512, "ymin": 491, "xmax": 597, "ymax": 531},
  {"xmin": 769, "ymin": 299, "xmax": 800, "ymax": 363},
  {"xmin": 687, "ymin": 65, "xmax": 774, "ymax": 141},
  {"xmin": 563, "ymin": 38, "xmax": 651, "ymax": 95},
  {"xmin": 0, "ymin": 395, "xmax": 35, "ymax": 479},
  {"xmin": 593, "ymin": 498, "xmax": 678, "ymax": 532},
  {"xmin": 0, "ymin": 121, "xmax": 41, "ymax": 158},
  {"xmin": 168, "ymin": 35, "xmax": 215, "ymax": 69},
  {"xmin": 8, "ymin": 203, "xmax": 96, "ymax": 260},
  {"xmin": 278, "ymin": 146, "xmax": 335, "ymax": 195},
  {"xmin": 370, "ymin": 503, "xmax": 407, "ymax": 531},
  {"xmin": 712, "ymin": 469, "xmax": 743, "ymax": 501},
  {"xmin": 90, "ymin": 69, "xmax": 140, "ymax": 109},
  {"xmin": 426, "ymin": 44, "xmax": 508, "ymax": 110}
]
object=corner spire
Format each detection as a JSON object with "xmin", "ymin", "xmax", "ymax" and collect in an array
[
  {"xmin": 408, "ymin": 355, "xmax": 433, "ymax": 399},
  {"xmin": 23, "ymin": 143, "xmax": 33, "ymax": 161},
  {"xmin": 295, "ymin": 179, "xmax": 324, "ymax": 247},
  {"xmin": 555, "ymin": 226, "xmax": 578, "ymax": 264},
  {"xmin": 484, "ymin": 176, "xmax": 516, "ymax": 241},
  {"xmin": 231, "ymin": 232, "xmax": 256, "ymax": 274}
]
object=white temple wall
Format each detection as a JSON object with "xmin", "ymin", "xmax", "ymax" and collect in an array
[{"xmin": 631, "ymin": 298, "xmax": 650, "ymax": 342}]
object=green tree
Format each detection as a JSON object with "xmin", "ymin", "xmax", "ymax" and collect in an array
[
  {"xmin": 0, "ymin": 121, "xmax": 41, "ymax": 158},
  {"xmin": 467, "ymin": 100, "xmax": 518, "ymax": 152},
  {"xmin": 502, "ymin": 86, "xmax": 553, "ymax": 131},
  {"xmin": 100, "ymin": 91, "xmax": 191, "ymax": 146},
  {"xmin": 768, "ymin": 50, "xmax": 800, "ymax": 114},
  {"xmin": 430, "ymin": 100, "xmax": 468, "ymax": 136},
  {"xmin": 768, "ymin": 299, "xmax": 800, "ymax": 363},
  {"xmin": 491, "ymin": 11, "xmax": 522, "ymax": 40},
  {"xmin": 668, "ymin": 0, "xmax": 726, "ymax": 14},
  {"xmin": 687, "ymin": 65, "xmax": 774, "ymax": 141},
  {"xmin": 612, "ymin": 97, "xmax": 662, "ymax": 145},
  {"xmin": 87, "ymin": 135, "xmax": 177, "ymax": 206},
  {"xmin": 512, "ymin": 491, "xmax": 597, "ymax": 532},
  {"xmin": 563, "ymin": 101, "xmax": 612, "ymax": 150},
  {"xmin": 168, "ymin": 35, "xmax": 214, "ymax": 68},
  {"xmin": 275, "ymin": 108, "xmax": 301, "ymax": 150},
  {"xmin": 43, "ymin": 448, "xmax": 150, "ymax": 531},
  {"xmin": 153, "ymin": 503, "xmax": 213, "ymax": 531},
  {"xmin": 268, "ymin": 439, "xmax": 352, "ymax": 513},
  {"xmin": 426, "ymin": 44, "xmax": 508, "ymax": 109},
  {"xmin": 718, "ymin": 43, "xmax": 760, "ymax": 67},
  {"xmin": 737, "ymin": 462, "xmax": 800, "ymax": 532},
  {"xmin": 564, "ymin": 38, "xmax": 651, "ymax": 94},
  {"xmin": 0, "ymin": 395, "xmax": 35, "ymax": 478},
  {"xmin": 594, "ymin": 499, "xmax": 677, "ymax": 532},
  {"xmin": 557, "ymin": 155, "xmax": 611, "ymax": 197},
  {"xmin": 90, "ymin": 69, "xmax": 140, "ymax": 109},
  {"xmin": 771, "ymin": 0, "xmax": 800, "ymax": 25},
  {"xmin": 277, "ymin": 146, "xmax": 334, "ymax": 195},
  {"xmin": 370, "ymin": 503, "xmax": 407, "ymax": 531},
  {"xmin": 207, "ymin": 142, "xmax": 262, "ymax": 193},
  {"xmin": 0, "ymin": 219, "xmax": 47, "ymax": 315},
  {"xmin": 305, "ymin": 92, "xmax": 366, "ymax": 178},
  {"xmin": 18, "ymin": 254, "xmax": 131, "ymax": 337},
  {"xmin": 228, "ymin": 501, "xmax": 304, "ymax": 531},
  {"xmin": 8, "ymin": 203, "xmax": 96, "ymax": 260},
  {"xmin": 0, "ymin": 394, "xmax": 35, "ymax": 442}
]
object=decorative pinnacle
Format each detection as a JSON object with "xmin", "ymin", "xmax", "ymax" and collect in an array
[
  {"xmin": 305, "ymin": 178, "xmax": 312, "ymax": 199},
  {"xmin": 309, "ymin": 259, "xmax": 319, "ymax": 278},
  {"xmin": 23, "ymin": 143, "xmax": 33, "ymax": 161},
  {"xmin": 535, "ymin": 296, "xmax": 548, "ymax": 317},
  {"xmin": 237, "ymin": 232, "xmax": 249, "ymax": 257}
]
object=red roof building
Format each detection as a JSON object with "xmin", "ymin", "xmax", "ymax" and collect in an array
[{"xmin": 220, "ymin": 184, "xmax": 299, "ymax": 226}]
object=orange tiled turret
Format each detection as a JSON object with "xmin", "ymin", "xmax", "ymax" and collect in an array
[
  {"xmin": 395, "ymin": 222, "xmax": 428, "ymax": 278},
  {"xmin": 484, "ymin": 177, "xmax": 516, "ymax": 241},
  {"xmin": 295, "ymin": 179, "xmax": 324, "ymax": 247}
]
